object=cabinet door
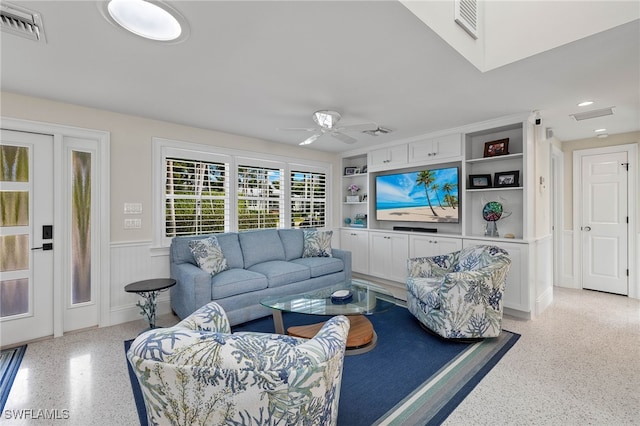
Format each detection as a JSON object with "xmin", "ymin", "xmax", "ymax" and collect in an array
[
  {"xmin": 408, "ymin": 133, "xmax": 461, "ymax": 163},
  {"xmin": 463, "ymin": 239, "xmax": 529, "ymax": 313},
  {"xmin": 369, "ymin": 232, "xmax": 409, "ymax": 282},
  {"xmin": 340, "ymin": 229, "xmax": 369, "ymax": 274},
  {"xmin": 369, "ymin": 145, "xmax": 408, "ymax": 171},
  {"xmin": 409, "ymin": 235, "xmax": 461, "ymax": 258},
  {"xmin": 432, "ymin": 133, "xmax": 462, "ymax": 159}
]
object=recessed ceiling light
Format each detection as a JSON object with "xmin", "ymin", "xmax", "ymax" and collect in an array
[
  {"xmin": 597, "ymin": 133, "xmax": 609, "ymax": 138},
  {"xmin": 578, "ymin": 101, "xmax": 594, "ymax": 107},
  {"xmin": 594, "ymin": 128, "xmax": 607, "ymax": 133},
  {"xmin": 105, "ymin": 0, "xmax": 187, "ymax": 42}
]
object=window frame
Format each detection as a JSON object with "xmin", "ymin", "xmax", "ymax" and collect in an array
[{"xmin": 152, "ymin": 138, "xmax": 332, "ymax": 249}]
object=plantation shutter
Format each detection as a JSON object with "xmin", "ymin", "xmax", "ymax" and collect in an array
[
  {"xmin": 165, "ymin": 157, "xmax": 229, "ymax": 237},
  {"xmin": 237, "ymin": 164, "xmax": 284, "ymax": 230},
  {"xmin": 290, "ymin": 170, "xmax": 326, "ymax": 228}
]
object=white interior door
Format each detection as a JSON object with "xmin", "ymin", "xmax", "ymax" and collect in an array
[
  {"xmin": 0, "ymin": 130, "xmax": 54, "ymax": 347},
  {"xmin": 581, "ymin": 151, "xmax": 628, "ymax": 295}
]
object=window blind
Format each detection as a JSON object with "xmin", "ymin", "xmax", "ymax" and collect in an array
[
  {"xmin": 165, "ymin": 158, "xmax": 229, "ymax": 236},
  {"xmin": 290, "ymin": 170, "xmax": 326, "ymax": 228},
  {"xmin": 237, "ymin": 165, "xmax": 284, "ymax": 230}
]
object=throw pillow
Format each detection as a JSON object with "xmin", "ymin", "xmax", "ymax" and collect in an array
[
  {"xmin": 302, "ymin": 230, "xmax": 333, "ymax": 258},
  {"xmin": 189, "ymin": 236, "xmax": 229, "ymax": 275}
]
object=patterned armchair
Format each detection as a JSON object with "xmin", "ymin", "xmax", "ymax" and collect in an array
[
  {"xmin": 127, "ymin": 301, "xmax": 350, "ymax": 425},
  {"xmin": 406, "ymin": 245, "xmax": 511, "ymax": 339}
]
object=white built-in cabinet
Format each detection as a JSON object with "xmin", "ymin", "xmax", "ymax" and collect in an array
[
  {"xmin": 409, "ymin": 235, "xmax": 462, "ymax": 258},
  {"xmin": 368, "ymin": 231, "xmax": 409, "ymax": 282},
  {"xmin": 339, "ymin": 229, "xmax": 369, "ymax": 274},
  {"xmin": 369, "ymin": 144, "xmax": 408, "ymax": 171},
  {"xmin": 408, "ymin": 133, "xmax": 462, "ymax": 164},
  {"xmin": 338, "ymin": 115, "xmax": 543, "ymax": 318}
]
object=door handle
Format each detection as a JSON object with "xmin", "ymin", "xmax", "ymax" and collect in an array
[
  {"xmin": 31, "ymin": 243, "xmax": 53, "ymax": 251},
  {"xmin": 584, "ymin": 226, "xmax": 591, "ymax": 232}
]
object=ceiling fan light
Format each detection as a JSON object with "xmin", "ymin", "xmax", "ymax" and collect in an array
[
  {"xmin": 313, "ymin": 110, "xmax": 341, "ymax": 129},
  {"xmin": 107, "ymin": 0, "xmax": 183, "ymax": 41}
]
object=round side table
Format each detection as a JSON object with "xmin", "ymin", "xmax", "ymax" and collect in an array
[{"xmin": 125, "ymin": 278, "xmax": 176, "ymax": 329}]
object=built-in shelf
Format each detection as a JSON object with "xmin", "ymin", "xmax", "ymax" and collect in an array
[
  {"xmin": 466, "ymin": 187, "xmax": 524, "ymax": 193},
  {"xmin": 465, "ymin": 153, "xmax": 523, "ymax": 164}
]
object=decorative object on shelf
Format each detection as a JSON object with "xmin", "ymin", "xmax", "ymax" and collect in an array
[
  {"xmin": 468, "ymin": 174, "xmax": 492, "ymax": 189},
  {"xmin": 482, "ymin": 198, "xmax": 512, "ymax": 237},
  {"xmin": 344, "ymin": 166, "xmax": 359, "ymax": 175},
  {"xmin": 344, "ymin": 217, "xmax": 352, "ymax": 225},
  {"xmin": 352, "ymin": 213, "xmax": 367, "ymax": 228},
  {"xmin": 348, "ymin": 183, "xmax": 360, "ymax": 194},
  {"xmin": 361, "ymin": 165, "xmax": 368, "ymax": 173},
  {"xmin": 346, "ymin": 196, "xmax": 360, "ymax": 203},
  {"xmin": 483, "ymin": 138, "xmax": 509, "ymax": 157},
  {"xmin": 494, "ymin": 170, "xmax": 520, "ymax": 187}
]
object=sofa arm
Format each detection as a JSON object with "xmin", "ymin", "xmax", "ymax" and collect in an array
[
  {"xmin": 170, "ymin": 262, "xmax": 212, "ymax": 319},
  {"xmin": 332, "ymin": 248, "xmax": 352, "ymax": 281},
  {"xmin": 175, "ymin": 301, "xmax": 231, "ymax": 333}
]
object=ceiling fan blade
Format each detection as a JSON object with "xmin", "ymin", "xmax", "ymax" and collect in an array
[
  {"xmin": 331, "ymin": 132, "xmax": 357, "ymax": 144},
  {"xmin": 299, "ymin": 133, "xmax": 321, "ymax": 145},
  {"xmin": 335, "ymin": 123, "xmax": 378, "ymax": 133}
]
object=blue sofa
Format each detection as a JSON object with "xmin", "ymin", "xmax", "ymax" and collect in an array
[{"xmin": 170, "ymin": 228, "xmax": 352, "ymax": 325}]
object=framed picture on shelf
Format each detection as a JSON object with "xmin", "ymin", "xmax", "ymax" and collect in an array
[
  {"xmin": 483, "ymin": 138, "xmax": 509, "ymax": 157},
  {"xmin": 344, "ymin": 166, "xmax": 359, "ymax": 175},
  {"xmin": 361, "ymin": 165, "xmax": 368, "ymax": 173},
  {"xmin": 468, "ymin": 174, "xmax": 492, "ymax": 189},
  {"xmin": 494, "ymin": 170, "xmax": 520, "ymax": 187}
]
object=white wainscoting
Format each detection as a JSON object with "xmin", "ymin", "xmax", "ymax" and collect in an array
[
  {"xmin": 535, "ymin": 235, "xmax": 553, "ymax": 316},
  {"xmin": 560, "ymin": 230, "xmax": 576, "ymax": 288},
  {"xmin": 109, "ymin": 241, "xmax": 171, "ymax": 326}
]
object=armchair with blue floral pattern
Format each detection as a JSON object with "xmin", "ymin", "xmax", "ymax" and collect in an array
[
  {"xmin": 406, "ymin": 245, "xmax": 511, "ymax": 339},
  {"xmin": 127, "ymin": 301, "xmax": 350, "ymax": 425}
]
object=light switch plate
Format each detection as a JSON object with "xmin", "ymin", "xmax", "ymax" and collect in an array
[
  {"xmin": 124, "ymin": 203, "xmax": 143, "ymax": 214},
  {"xmin": 124, "ymin": 218, "xmax": 142, "ymax": 229}
]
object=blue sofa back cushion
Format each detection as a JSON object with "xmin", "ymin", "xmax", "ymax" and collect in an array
[
  {"xmin": 278, "ymin": 229, "xmax": 304, "ymax": 260},
  {"xmin": 238, "ymin": 229, "xmax": 286, "ymax": 268},
  {"xmin": 171, "ymin": 232, "xmax": 244, "ymax": 269}
]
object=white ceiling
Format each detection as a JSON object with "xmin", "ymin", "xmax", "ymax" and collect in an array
[{"xmin": 1, "ymin": 1, "xmax": 639, "ymax": 153}]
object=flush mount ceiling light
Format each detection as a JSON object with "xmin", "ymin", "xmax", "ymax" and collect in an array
[
  {"xmin": 102, "ymin": 0, "xmax": 189, "ymax": 42},
  {"xmin": 578, "ymin": 100, "xmax": 594, "ymax": 107}
]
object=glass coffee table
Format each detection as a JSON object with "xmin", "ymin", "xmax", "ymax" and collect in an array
[{"xmin": 260, "ymin": 279, "xmax": 396, "ymax": 355}]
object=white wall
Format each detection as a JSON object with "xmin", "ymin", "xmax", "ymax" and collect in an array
[{"xmin": 1, "ymin": 92, "xmax": 342, "ymax": 324}]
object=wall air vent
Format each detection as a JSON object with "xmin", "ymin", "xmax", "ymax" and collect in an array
[
  {"xmin": 1, "ymin": 3, "xmax": 46, "ymax": 42},
  {"xmin": 454, "ymin": 0, "xmax": 478, "ymax": 40},
  {"xmin": 569, "ymin": 107, "xmax": 616, "ymax": 121}
]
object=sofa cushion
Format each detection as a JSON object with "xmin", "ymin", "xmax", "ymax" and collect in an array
[
  {"xmin": 189, "ymin": 236, "xmax": 229, "ymax": 275},
  {"xmin": 278, "ymin": 229, "xmax": 304, "ymax": 260},
  {"xmin": 302, "ymin": 230, "xmax": 333, "ymax": 258},
  {"xmin": 239, "ymin": 229, "xmax": 286, "ymax": 268},
  {"xmin": 248, "ymin": 261, "xmax": 311, "ymax": 288},
  {"xmin": 211, "ymin": 269, "xmax": 269, "ymax": 299},
  {"xmin": 291, "ymin": 257, "xmax": 344, "ymax": 278},
  {"xmin": 215, "ymin": 233, "xmax": 244, "ymax": 269}
]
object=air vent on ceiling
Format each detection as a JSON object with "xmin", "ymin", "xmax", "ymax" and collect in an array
[
  {"xmin": 363, "ymin": 127, "xmax": 392, "ymax": 136},
  {"xmin": 454, "ymin": 0, "xmax": 478, "ymax": 40},
  {"xmin": 569, "ymin": 107, "xmax": 615, "ymax": 121},
  {"xmin": 1, "ymin": 3, "xmax": 46, "ymax": 42}
]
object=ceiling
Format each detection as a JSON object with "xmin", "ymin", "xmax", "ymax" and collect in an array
[{"xmin": 1, "ymin": 1, "xmax": 639, "ymax": 153}]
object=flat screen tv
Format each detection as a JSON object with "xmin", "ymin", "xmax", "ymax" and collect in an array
[{"xmin": 375, "ymin": 167, "xmax": 459, "ymax": 223}]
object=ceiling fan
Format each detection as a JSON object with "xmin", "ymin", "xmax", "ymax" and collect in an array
[{"xmin": 280, "ymin": 110, "xmax": 378, "ymax": 145}]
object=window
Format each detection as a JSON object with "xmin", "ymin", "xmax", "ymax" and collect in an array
[
  {"xmin": 153, "ymin": 138, "xmax": 331, "ymax": 247},
  {"xmin": 164, "ymin": 157, "xmax": 229, "ymax": 237},
  {"xmin": 290, "ymin": 170, "xmax": 326, "ymax": 228},
  {"xmin": 237, "ymin": 164, "xmax": 284, "ymax": 230}
]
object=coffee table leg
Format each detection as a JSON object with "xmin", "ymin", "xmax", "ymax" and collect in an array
[{"xmin": 272, "ymin": 310, "xmax": 284, "ymax": 334}]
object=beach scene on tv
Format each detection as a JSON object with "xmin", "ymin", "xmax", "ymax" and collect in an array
[{"xmin": 375, "ymin": 167, "xmax": 459, "ymax": 223}]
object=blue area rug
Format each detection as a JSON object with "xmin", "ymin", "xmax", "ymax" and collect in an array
[
  {"xmin": 0, "ymin": 345, "xmax": 27, "ymax": 412},
  {"xmin": 125, "ymin": 306, "xmax": 519, "ymax": 425}
]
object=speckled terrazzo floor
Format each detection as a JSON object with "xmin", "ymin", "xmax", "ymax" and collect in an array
[{"xmin": 4, "ymin": 287, "xmax": 639, "ymax": 425}]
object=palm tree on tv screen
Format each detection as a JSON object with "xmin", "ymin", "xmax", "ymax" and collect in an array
[
  {"xmin": 416, "ymin": 170, "xmax": 438, "ymax": 216},
  {"xmin": 442, "ymin": 182, "xmax": 458, "ymax": 209}
]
